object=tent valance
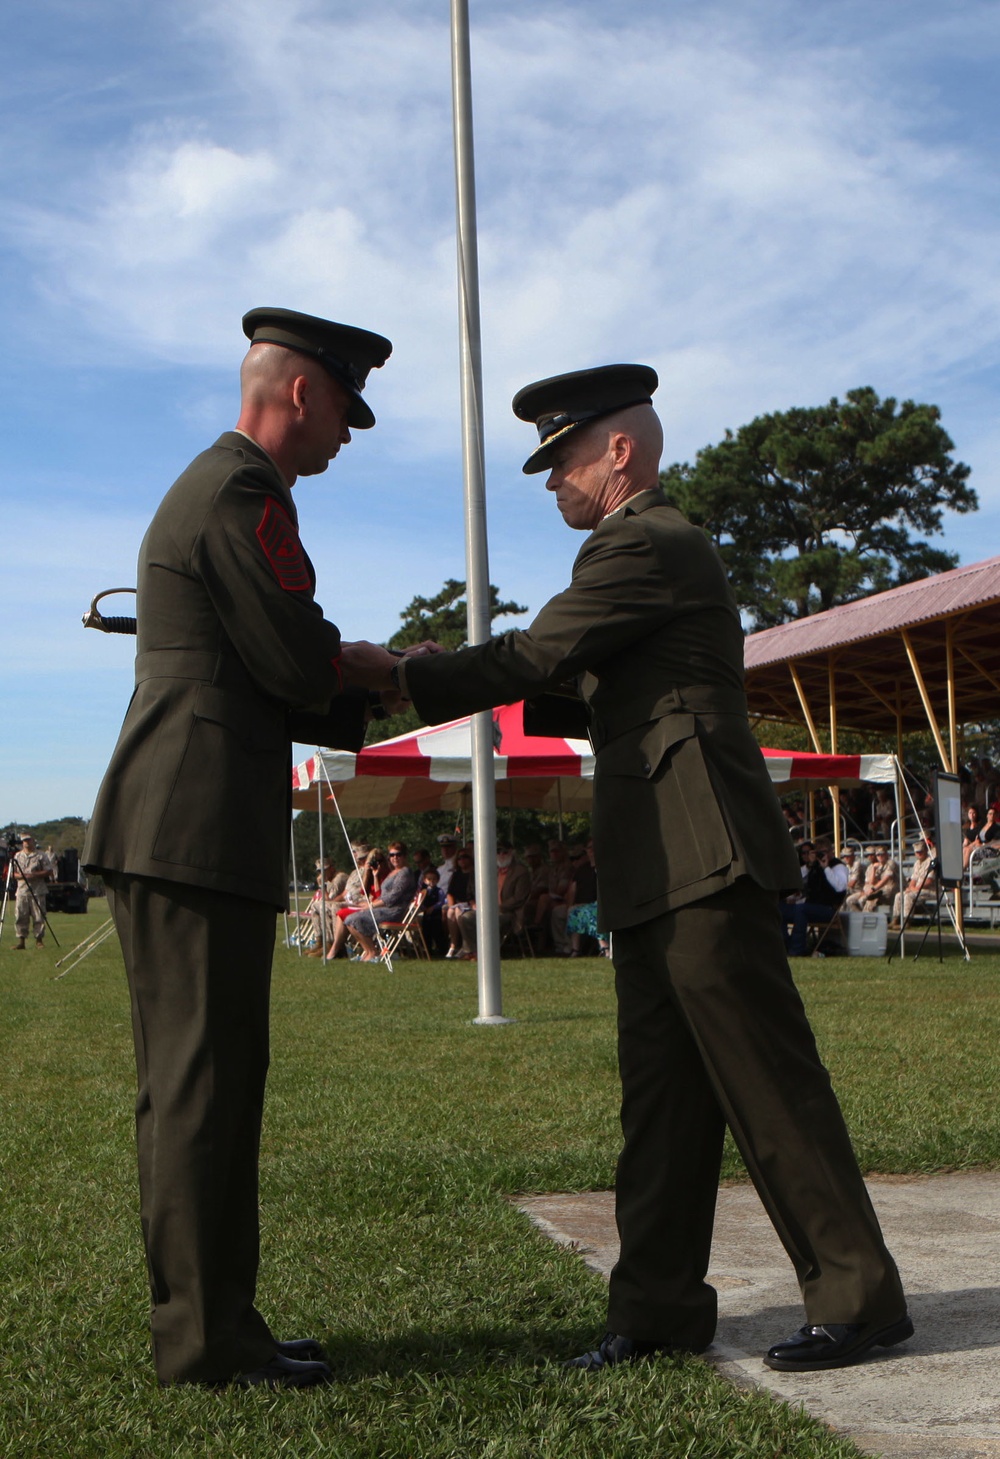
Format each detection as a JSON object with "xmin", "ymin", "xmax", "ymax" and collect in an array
[{"xmin": 292, "ymin": 703, "xmax": 896, "ymax": 817}]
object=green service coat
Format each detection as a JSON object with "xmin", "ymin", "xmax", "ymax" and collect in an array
[
  {"xmin": 84, "ymin": 432, "xmax": 366, "ymax": 908},
  {"xmin": 404, "ymin": 487, "xmax": 800, "ymax": 931}
]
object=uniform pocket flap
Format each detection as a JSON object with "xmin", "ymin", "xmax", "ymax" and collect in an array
[
  {"xmin": 193, "ymin": 684, "xmax": 285, "ymax": 751},
  {"xmin": 599, "ymin": 712, "xmax": 696, "ymax": 779}
]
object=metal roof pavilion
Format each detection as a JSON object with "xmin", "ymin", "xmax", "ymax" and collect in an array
[{"xmin": 743, "ymin": 555, "xmax": 1000, "ymax": 768}]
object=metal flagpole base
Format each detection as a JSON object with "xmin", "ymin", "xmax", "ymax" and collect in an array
[{"xmin": 472, "ymin": 1014, "xmax": 516, "ymax": 1026}]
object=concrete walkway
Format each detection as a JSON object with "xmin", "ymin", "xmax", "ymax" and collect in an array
[{"xmin": 518, "ymin": 1172, "xmax": 1000, "ymax": 1458}]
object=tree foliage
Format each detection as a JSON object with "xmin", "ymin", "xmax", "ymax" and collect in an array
[
  {"xmin": 661, "ymin": 387, "xmax": 976, "ymax": 629},
  {"xmin": 2, "ymin": 816, "xmax": 88, "ymax": 852},
  {"xmin": 387, "ymin": 578, "xmax": 527, "ymax": 653}
]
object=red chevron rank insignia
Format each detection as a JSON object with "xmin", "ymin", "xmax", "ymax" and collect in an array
[{"xmin": 256, "ymin": 498, "xmax": 311, "ymax": 592}]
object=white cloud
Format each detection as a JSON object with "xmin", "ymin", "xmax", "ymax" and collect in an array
[{"xmin": 13, "ymin": 0, "xmax": 998, "ymax": 475}]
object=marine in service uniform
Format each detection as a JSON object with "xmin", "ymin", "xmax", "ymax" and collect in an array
[
  {"xmin": 84, "ymin": 308, "xmax": 393, "ymax": 1388},
  {"xmin": 340, "ymin": 364, "xmax": 912, "ymax": 1374}
]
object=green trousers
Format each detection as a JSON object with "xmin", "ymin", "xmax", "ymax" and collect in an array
[
  {"xmin": 105, "ymin": 872, "xmax": 277, "ymax": 1383},
  {"xmin": 608, "ymin": 876, "xmax": 905, "ymax": 1349}
]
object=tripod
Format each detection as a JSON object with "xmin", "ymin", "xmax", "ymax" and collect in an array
[
  {"xmin": 887, "ymin": 857, "xmax": 970, "ymax": 964},
  {"xmin": 0, "ymin": 838, "xmax": 60, "ymax": 949}
]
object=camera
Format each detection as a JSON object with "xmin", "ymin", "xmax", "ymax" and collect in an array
[{"xmin": 3, "ymin": 832, "xmax": 22, "ymax": 851}]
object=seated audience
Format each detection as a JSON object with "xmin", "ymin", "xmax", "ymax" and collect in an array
[
  {"xmin": 436, "ymin": 834, "xmax": 460, "ymax": 895},
  {"xmin": 522, "ymin": 843, "xmax": 552, "ymax": 946},
  {"xmin": 304, "ymin": 860, "xmax": 343, "ymax": 956},
  {"xmin": 443, "ymin": 849, "xmax": 475, "ymax": 958},
  {"xmin": 869, "ymin": 788, "xmax": 894, "ymax": 840},
  {"xmin": 325, "ymin": 846, "xmax": 384, "ymax": 961},
  {"xmin": 890, "ymin": 842, "xmax": 936, "ymax": 927},
  {"xmin": 963, "ymin": 806, "xmax": 985, "ymax": 869},
  {"xmin": 845, "ymin": 846, "xmax": 879, "ymax": 911},
  {"xmin": 345, "ymin": 842, "xmax": 417, "ymax": 961},
  {"xmin": 862, "ymin": 847, "xmax": 899, "ymax": 911},
  {"xmin": 454, "ymin": 841, "xmax": 531, "ymax": 959},
  {"xmin": 978, "ymin": 806, "xmax": 1000, "ymax": 852},
  {"xmin": 540, "ymin": 840, "xmax": 574, "ymax": 955},
  {"xmin": 840, "ymin": 846, "xmax": 861, "ymax": 899},
  {"xmin": 565, "ymin": 840, "xmax": 609, "ymax": 957},
  {"xmin": 782, "ymin": 837, "xmax": 848, "ymax": 956},
  {"xmin": 418, "ymin": 866, "xmax": 447, "ymax": 954}
]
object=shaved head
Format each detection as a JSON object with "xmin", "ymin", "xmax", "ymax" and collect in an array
[
  {"xmin": 240, "ymin": 342, "xmax": 323, "ymax": 406},
  {"xmin": 599, "ymin": 403, "xmax": 663, "ymax": 479},
  {"xmin": 236, "ymin": 342, "xmax": 353, "ymax": 486},
  {"xmin": 544, "ymin": 402, "xmax": 664, "ymax": 530}
]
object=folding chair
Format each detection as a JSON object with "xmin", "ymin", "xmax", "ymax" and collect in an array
[
  {"xmin": 499, "ymin": 910, "xmax": 535, "ymax": 959},
  {"xmin": 810, "ymin": 907, "xmax": 845, "ymax": 955},
  {"xmin": 289, "ymin": 894, "xmax": 324, "ymax": 950},
  {"xmin": 379, "ymin": 890, "xmax": 430, "ymax": 961}
]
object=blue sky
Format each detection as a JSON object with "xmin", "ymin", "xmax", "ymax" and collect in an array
[{"xmin": 3, "ymin": 0, "xmax": 1000, "ymax": 821}]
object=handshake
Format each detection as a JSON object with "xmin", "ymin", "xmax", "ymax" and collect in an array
[{"xmin": 339, "ymin": 639, "xmax": 445, "ymax": 713}]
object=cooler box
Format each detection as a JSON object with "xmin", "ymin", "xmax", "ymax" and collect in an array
[{"xmin": 845, "ymin": 911, "xmax": 888, "ymax": 957}]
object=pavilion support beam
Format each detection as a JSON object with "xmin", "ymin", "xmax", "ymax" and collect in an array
[
  {"xmin": 946, "ymin": 619, "xmax": 958, "ymax": 774},
  {"xmin": 828, "ymin": 660, "xmax": 841, "ymax": 853},
  {"xmin": 893, "ymin": 685, "xmax": 907, "ymax": 858},
  {"xmin": 943, "ymin": 621, "xmax": 965, "ymax": 935},
  {"xmin": 901, "ymin": 629, "xmax": 950, "ymax": 770},
  {"xmin": 852, "ymin": 669, "xmax": 902, "ymax": 721},
  {"xmin": 956, "ymin": 644, "xmax": 1000, "ymax": 697},
  {"xmin": 788, "ymin": 663, "xmax": 824, "ymax": 754}
]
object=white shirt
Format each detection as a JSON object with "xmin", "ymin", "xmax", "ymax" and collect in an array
[{"xmin": 437, "ymin": 855, "xmax": 457, "ymax": 895}]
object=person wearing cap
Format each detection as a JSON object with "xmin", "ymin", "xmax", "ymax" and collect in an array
[
  {"xmin": 436, "ymin": 833, "xmax": 460, "ymax": 895},
  {"xmin": 340, "ymin": 362, "xmax": 910, "ymax": 1375},
  {"xmin": 840, "ymin": 845, "xmax": 861, "ymax": 897},
  {"xmin": 10, "ymin": 833, "xmax": 56, "ymax": 949},
  {"xmin": 845, "ymin": 846, "xmax": 881, "ymax": 911},
  {"xmin": 890, "ymin": 841, "xmax": 937, "ymax": 927},
  {"xmin": 864, "ymin": 846, "xmax": 900, "ymax": 912},
  {"xmin": 84, "ymin": 307, "xmax": 398, "ymax": 1389}
]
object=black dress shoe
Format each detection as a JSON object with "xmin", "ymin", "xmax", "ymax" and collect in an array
[
  {"xmin": 764, "ymin": 1314, "xmax": 914, "ymax": 1372},
  {"xmin": 231, "ymin": 1352, "xmax": 333, "ymax": 1388},
  {"xmin": 566, "ymin": 1332, "xmax": 670, "ymax": 1370},
  {"xmin": 276, "ymin": 1337, "xmax": 327, "ymax": 1363}
]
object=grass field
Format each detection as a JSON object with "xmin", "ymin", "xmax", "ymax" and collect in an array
[{"xmin": 2, "ymin": 908, "xmax": 999, "ymax": 1458}]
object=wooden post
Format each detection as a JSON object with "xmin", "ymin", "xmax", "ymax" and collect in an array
[
  {"xmin": 901, "ymin": 629, "xmax": 949, "ymax": 769},
  {"xmin": 789, "ymin": 663, "xmax": 824, "ymax": 753},
  {"xmin": 829, "ymin": 659, "xmax": 841, "ymax": 853}
]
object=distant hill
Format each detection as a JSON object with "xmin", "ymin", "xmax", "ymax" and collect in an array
[{"xmin": 2, "ymin": 817, "xmax": 88, "ymax": 853}]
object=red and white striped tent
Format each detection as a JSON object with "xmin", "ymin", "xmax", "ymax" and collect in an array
[
  {"xmin": 759, "ymin": 747, "xmax": 896, "ymax": 792},
  {"xmin": 292, "ymin": 701, "xmax": 896, "ymax": 817}
]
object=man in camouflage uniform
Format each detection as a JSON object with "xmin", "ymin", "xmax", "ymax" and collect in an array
[{"xmin": 12, "ymin": 834, "xmax": 55, "ymax": 949}]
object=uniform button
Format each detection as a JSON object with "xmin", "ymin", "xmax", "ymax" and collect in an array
[{"xmin": 642, "ymin": 761, "xmax": 651, "ymax": 774}]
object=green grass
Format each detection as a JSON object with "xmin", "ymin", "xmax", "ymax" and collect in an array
[{"xmin": 2, "ymin": 912, "xmax": 999, "ymax": 1458}]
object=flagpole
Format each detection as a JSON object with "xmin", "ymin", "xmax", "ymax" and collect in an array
[{"xmin": 450, "ymin": 0, "xmax": 510, "ymax": 1024}]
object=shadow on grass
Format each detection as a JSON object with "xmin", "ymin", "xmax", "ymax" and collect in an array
[
  {"xmin": 315, "ymin": 1324, "xmax": 657, "ymax": 1381},
  {"xmin": 512, "ymin": 1011, "xmax": 607, "ymax": 1025}
]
